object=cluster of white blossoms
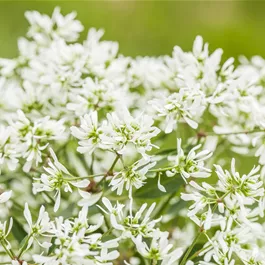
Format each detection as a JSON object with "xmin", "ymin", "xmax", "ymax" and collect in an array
[{"xmin": 1, "ymin": 7, "xmax": 265, "ymax": 265}]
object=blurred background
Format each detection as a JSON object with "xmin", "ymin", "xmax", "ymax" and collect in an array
[{"xmin": 1, "ymin": 1, "xmax": 265, "ymax": 60}]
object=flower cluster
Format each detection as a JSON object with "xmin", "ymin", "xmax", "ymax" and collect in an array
[{"xmin": 1, "ymin": 7, "xmax": 265, "ymax": 265}]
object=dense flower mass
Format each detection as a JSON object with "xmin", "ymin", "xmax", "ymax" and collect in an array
[{"xmin": 1, "ymin": 7, "xmax": 265, "ymax": 265}]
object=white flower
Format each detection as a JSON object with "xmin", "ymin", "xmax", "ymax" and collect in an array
[
  {"xmin": 252, "ymin": 132, "xmax": 265, "ymax": 165},
  {"xmin": 71, "ymin": 111, "xmax": 103, "ymax": 154},
  {"xmin": 215, "ymin": 158, "xmax": 264, "ymax": 205},
  {"xmin": 128, "ymin": 56, "xmax": 172, "ymax": 90},
  {"xmin": 25, "ymin": 7, "xmax": 83, "ymax": 45},
  {"xmin": 166, "ymin": 138, "xmax": 212, "ymax": 182},
  {"xmin": 240, "ymin": 248, "xmax": 265, "ymax": 265},
  {"xmin": 122, "ymin": 202, "xmax": 161, "ymax": 237},
  {"xmin": 32, "ymin": 208, "xmax": 117, "ymax": 265},
  {"xmin": 182, "ymin": 158, "xmax": 265, "ymax": 232},
  {"xmin": 72, "ymin": 107, "xmax": 160, "ymax": 159},
  {"xmin": 67, "ymin": 78, "xmax": 123, "ymax": 117},
  {"xmin": 97, "ymin": 197, "xmax": 125, "ymax": 231},
  {"xmin": 10, "ymin": 110, "xmax": 65, "ymax": 172},
  {"xmin": 0, "ymin": 218, "xmax": 13, "ymax": 240},
  {"xmin": 98, "ymin": 197, "xmax": 160, "ymax": 237},
  {"xmin": 33, "ymin": 148, "xmax": 89, "ymax": 212},
  {"xmin": 169, "ymin": 35, "xmax": 225, "ymax": 94},
  {"xmin": 150, "ymin": 89, "xmax": 205, "ymax": 133},
  {"xmin": 102, "ymin": 107, "xmax": 160, "ymax": 158},
  {"xmin": 24, "ymin": 203, "xmax": 52, "ymax": 248},
  {"xmin": 51, "ymin": 7, "xmax": 84, "ymax": 42},
  {"xmin": 0, "ymin": 126, "xmax": 19, "ymax": 172},
  {"xmin": 132, "ymin": 230, "xmax": 183, "ymax": 265},
  {"xmin": 181, "ymin": 180, "xmax": 216, "ymax": 229},
  {"xmin": 70, "ymin": 206, "xmax": 104, "ymax": 234},
  {"xmin": 0, "ymin": 190, "xmax": 12, "ymax": 203},
  {"xmin": 109, "ymin": 160, "xmax": 156, "ymax": 197},
  {"xmin": 94, "ymin": 248, "xmax": 120, "ymax": 264},
  {"xmin": 84, "ymin": 28, "xmax": 119, "ymax": 74}
]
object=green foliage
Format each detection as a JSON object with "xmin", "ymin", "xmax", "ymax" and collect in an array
[
  {"xmin": 11, "ymin": 217, "xmax": 27, "ymax": 243},
  {"xmin": 135, "ymin": 174, "xmax": 183, "ymax": 199}
]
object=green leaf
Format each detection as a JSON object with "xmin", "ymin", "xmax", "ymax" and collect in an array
[
  {"xmin": 167, "ymin": 199, "xmax": 187, "ymax": 215},
  {"xmin": 48, "ymin": 237, "xmax": 56, "ymax": 255},
  {"xmin": 11, "ymin": 217, "xmax": 27, "ymax": 243},
  {"xmin": 154, "ymin": 148, "xmax": 177, "ymax": 156},
  {"xmin": 134, "ymin": 174, "xmax": 184, "ymax": 198}
]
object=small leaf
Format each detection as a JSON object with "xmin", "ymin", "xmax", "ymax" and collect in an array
[
  {"xmin": 48, "ymin": 237, "xmax": 56, "ymax": 255},
  {"xmin": 11, "ymin": 217, "xmax": 27, "ymax": 243}
]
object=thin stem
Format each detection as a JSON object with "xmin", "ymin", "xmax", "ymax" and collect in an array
[
  {"xmin": 43, "ymin": 191, "xmax": 55, "ymax": 204},
  {"xmin": 109, "ymin": 154, "xmax": 121, "ymax": 173},
  {"xmin": 12, "ymin": 201, "xmax": 24, "ymax": 211},
  {"xmin": 30, "ymin": 167, "xmax": 43, "ymax": 174},
  {"xmin": 189, "ymin": 245, "xmax": 211, "ymax": 261},
  {"xmin": 152, "ymin": 259, "xmax": 157, "ymax": 265},
  {"xmin": 17, "ymin": 233, "xmax": 33, "ymax": 259},
  {"xmin": 0, "ymin": 240, "xmax": 13, "ymax": 259},
  {"xmin": 213, "ymin": 191, "xmax": 230, "ymax": 212},
  {"xmin": 90, "ymin": 153, "xmax": 95, "ymax": 175},
  {"xmin": 204, "ymin": 128, "xmax": 265, "ymax": 137},
  {"xmin": 149, "ymin": 166, "xmax": 174, "ymax": 173},
  {"xmin": 104, "ymin": 217, "xmax": 110, "ymax": 231},
  {"xmin": 179, "ymin": 231, "xmax": 202, "ymax": 265},
  {"xmin": 96, "ymin": 155, "xmax": 121, "ymax": 188},
  {"xmin": 66, "ymin": 173, "xmax": 104, "ymax": 181},
  {"xmin": 144, "ymin": 259, "xmax": 149, "ymax": 265},
  {"xmin": 183, "ymin": 191, "xmax": 230, "ymax": 263},
  {"xmin": 4, "ymin": 239, "xmax": 15, "ymax": 257},
  {"xmin": 102, "ymin": 227, "xmax": 113, "ymax": 237}
]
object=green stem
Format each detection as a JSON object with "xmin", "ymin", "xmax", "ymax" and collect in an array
[
  {"xmin": 12, "ymin": 201, "xmax": 24, "ymax": 211},
  {"xmin": 66, "ymin": 173, "xmax": 104, "ymax": 181},
  {"xmin": 43, "ymin": 191, "xmax": 55, "ymax": 204},
  {"xmin": 30, "ymin": 167, "xmax": 43, "ymax": 174},
  {"xmin": 189, "ymin": 245, "xmax": 210, "ymax": 261},
  {"xmin": 96, "ymin": 155, "xmax": 121, "ymax": 188},
  {"xmin": 213, "ymin": 191, "xmax": 230, "ymax": 212},
  {"xmin": 109, "ymin": 154, "xmax": 120, "ymax": 173},
  {"xmin": 90, "ymin": 153, "xmax": 95, "ymax": 175},
  {"xmin": 206, "ymin": 128, "xmax": 265, "ymax": 136},
  {"xmin": 17, "ymin": 233, "xmax": 33, "ymax": 259},
  {"xmin": 0, "ymin": 240, "xmax": 13, "ymax": 259},
  {"xmin": 152, "ymin": 259, "xmax": 157, "ymax": 265},
  {"xmin": 179, "ymin": 231, "xmax": 202, "ymax": 265},
  {"xmin": 184, "ymin": 191, "xmax": 230, "ymax": 263},
  {"xmin": 4, "ymin": 239, "xmax": 15, "ymax": 257},
  {"xmin": 102, "ymin": 227, "xmax": 113, "ymax": 237},
  {"xmin": 149, "ymin": 166, "xmax": 174, "ymax": 173}
]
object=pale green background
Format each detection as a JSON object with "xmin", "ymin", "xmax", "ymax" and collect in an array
[{"xmin": 1, "ymin": 1, "xmax": 265, "ymax": 61}]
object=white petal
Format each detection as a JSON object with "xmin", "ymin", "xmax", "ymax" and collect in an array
[
  {"xmin": 0, "ymin": 190, "xmax": 12, "ymax": 203},
  {"xmin": 157, "ymin": 174, "xmax": 166, "ymax": 192}
]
